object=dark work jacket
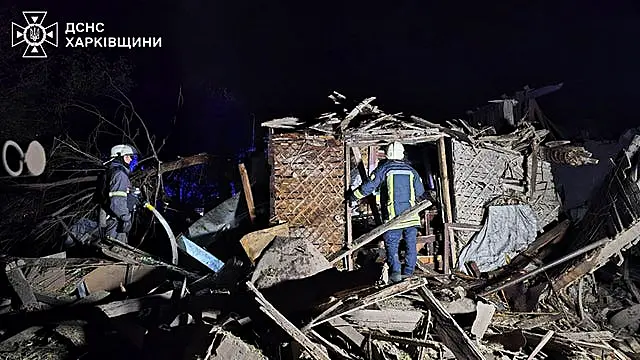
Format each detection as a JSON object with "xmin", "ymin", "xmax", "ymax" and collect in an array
[
  {"xmin": 353, "ymin": 160, "xmax": 425, "ymax": 229},
  {"xmin": 107, "ymin": 160, "xmax": 132, "ymax": 221}
]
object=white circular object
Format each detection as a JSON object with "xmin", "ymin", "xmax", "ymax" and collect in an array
[
  {"xmin": 25, "ymin": 141, "xmax": 46, "ymax": 176},
  {"xmin": 2, "ymin": 140, "xmax": 24, "ymax": 177}
]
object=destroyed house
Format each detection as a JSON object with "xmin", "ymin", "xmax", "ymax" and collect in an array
[{"xmin": 262, "ymin": 91, "xmax": 596, "ymax": 272}]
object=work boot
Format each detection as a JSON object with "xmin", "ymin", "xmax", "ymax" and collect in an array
[{"xmin": 390, "ymin": 272, "xmax": 402, "ymax": 284}]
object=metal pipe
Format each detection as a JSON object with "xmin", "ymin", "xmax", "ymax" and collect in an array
[{"xmin": 479, "ymin": 238, "xmax": 610, "ymax": 297}]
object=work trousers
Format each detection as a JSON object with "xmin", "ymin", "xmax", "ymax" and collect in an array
[
  {"xmin": 105, "ymin": 218, "xmax": 129, "ymax": 244},
  {"xmin": 382, "ymin": 227, "xmax": 418, "ymax": 276}
]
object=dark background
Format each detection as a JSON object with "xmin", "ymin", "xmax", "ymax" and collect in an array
[{"xmin": 3, "ymin": 0, "xmax": 640, "ymax": 158}]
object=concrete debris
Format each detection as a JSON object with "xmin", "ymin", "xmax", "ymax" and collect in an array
[{"xmin": 250, "ymin": 236, "xmax": 332, "ymax": 290}]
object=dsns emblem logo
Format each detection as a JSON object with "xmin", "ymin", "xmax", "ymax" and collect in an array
[{"xmin": 11, "ymin": 11, "xmax": 58, "ymax": 58}]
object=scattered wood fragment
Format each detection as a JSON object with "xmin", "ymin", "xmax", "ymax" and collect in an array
[
  {"xmin": 526, "ymin": 330, "xmax": 554, "ymax": 360},
  {"xmin": 344, "ymin": 309, "xmax": 423, "ymax": 333},
  {"xmin": 360, "ymin": 329, "xmax": 444, "ymax": 350},
  {"xmin": 308, "ymin": 277, "xmax": 427, "ymax": 329},
  {"xmin": 416, "ymin": 286, "xmax": 486, "ymax": 360},
  {"xmin": 246, "ymin": 281, "xmax": 331, "ymax": 360},
  {"xmin": 95, "ymin": 291, "xmax": 173, "ymax": 318},
  {"xmin": 4, "ymin": 260, "xmax": 39, "ymax": 311},
  {"xmin": 238, "ymin": 163, "xmax": 256, "ymax": 224},
  {"xmin": 481, "ymin": 238, "xmax": 610, "ymax": 297},
  {"xmin": 557, "ymin": 331, "xmax": 615, "ymax": 342}
]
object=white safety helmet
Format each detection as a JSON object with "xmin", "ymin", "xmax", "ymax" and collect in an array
[
  {"xmin": 386, "ymin": 141, "xmax": 405, "ymax": 160},
  {"xmin": 110, "ymin": 144, "xmax": 136, "ymax": 158}
]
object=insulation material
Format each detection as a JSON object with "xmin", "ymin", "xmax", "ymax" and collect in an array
[{"xmin": 456, "ymin": 205, "xmax": 537, "ymax": 273}]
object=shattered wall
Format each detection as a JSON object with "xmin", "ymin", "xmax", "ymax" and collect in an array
[
  {"xmin": 569, "ymin": 135, "xmax": 640, "ymax": 251},
  {"xmin": 268, "ymin": 132, "xmax": 345, "ymax": 256},
  {"xmin": 451, "ymin": 139, "xmax": 560, "ymax": 243}
]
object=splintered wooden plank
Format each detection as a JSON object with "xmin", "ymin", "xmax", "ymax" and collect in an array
[
  {"xmin": 238, "ymin": 163, "xmax": 256, "ymax": 223},
  {"xmin": 308, "ymin": 277, "xmax": 427, "ymax": 329},
  {"xmin": 416, "ymin": 286, "xmax": 486, "ymax": 360},
  {"xmin": 246, "ymin": 281, "xmax": 330, "ymax": 360},
  {"xmin": 23, "ymin": 252, "xmax": 66, "ymax": 293},
  {"xmin": 96, "ymin": 291, "xmax": 173, "ymax": 318},
  {"xmin": 328, "ymin": 200, "xmax": 432, "ymax": 264},
  {"xmin": 345, "ymin": 309, "xmax": 423, "ymax": 333},
  {"xmin": 5, "ymin": 261, "xmax": 39, "ymax": 310},
  {"xmin": 553, "ymin": 220, "xmax": 640, "ymax": 291}
]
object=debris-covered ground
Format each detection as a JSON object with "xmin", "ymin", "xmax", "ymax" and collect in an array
[{"xmin": 2, "ymin": 87, "xmax": 640, "ymax": 360}]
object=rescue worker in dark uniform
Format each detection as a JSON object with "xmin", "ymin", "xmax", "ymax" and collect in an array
[
  {"xmin": 102, "ymin": 144, "xmax": 136, "ymax": 243},
  {"xmin": 349, "ymin": 141, "xmax": 427, "ymax": 283}
]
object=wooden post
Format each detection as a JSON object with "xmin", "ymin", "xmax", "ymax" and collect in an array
[
  {"xmin": 369, "ymin": 146, "xmax": 385, "ymax": 250},
  {"xmin": 238, "ymin": 163, "xmax": 256, "ymax": 224},
  {"xmin": 344, "ymin": 144, "xmax": 354, "ymax": 270},
  {"xmin": 367, "ymin": 146, "xmax": 377, "ymax": 175},
  {"xmin": 437, "ymin": 137, "xmax": 455, "ymax": 272}
]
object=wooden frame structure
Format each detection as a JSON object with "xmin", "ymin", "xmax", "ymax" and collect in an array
[{"xmin": 263, "ymin": 90, "xmax": 595, "ymax": 271}]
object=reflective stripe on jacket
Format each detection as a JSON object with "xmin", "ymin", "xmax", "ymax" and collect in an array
[
  {"xmin": 107, "ymin": 161, "xmax": 132, "ymax": 221},
  {"xmin": 353, "ymin": 159, "xmax": 425, "ymax": 229}
]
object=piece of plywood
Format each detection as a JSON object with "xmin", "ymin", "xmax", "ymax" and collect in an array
[
  {"xmin": 240, "ymin": 223, "xmax": 289, "ymax": 264},
  {"xmin": 345, "ymin": 309, "xmax": 423, "ymax": 333},
  {"xmin": 82, "ymin": 264, "xmax": 156, "ymax": 294}
]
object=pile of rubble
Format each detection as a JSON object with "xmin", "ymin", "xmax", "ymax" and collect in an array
[{"xmin": 2, "ymin": 90, "xmax": 640, "ymax": 360}]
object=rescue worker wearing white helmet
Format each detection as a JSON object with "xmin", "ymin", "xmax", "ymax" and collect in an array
[
  {"xmin": 349, "ymin": 141, "xmax": 427, "ymax": 283},
  {"xmin": 101, "ymin": 144, "xmax": 137, "ymax": 243}
]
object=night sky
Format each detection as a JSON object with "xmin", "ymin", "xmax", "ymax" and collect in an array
[{"xmin": 5, "ymin": 1, "xmax": 640, "ymax": 157}]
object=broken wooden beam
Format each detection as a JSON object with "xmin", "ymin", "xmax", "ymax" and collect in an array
[
  {"xmin": 359, "ymin": 329, "xmax": 444, "ymax": 350},
  {"xmin": 308, "ymin": 277, "xmax": 427, "ymax": 329},
  {"xmin": 553, "ymin": 220, "xmax": 640, "ymax": 291},
  {"xmin": 238, "ymin": 163, "xmax": 256, "ymax": 224},
  {"xmin": 481, "ymin": 238, "xmax": 610, "ymax": 297},
  {"xmin": 328, "ymin": 200, "xmax": 432, "ymax": 264},
  {"xmin": 416, "ymin": 286, "xmax": 486, "ymax": 360},
  {"xmin": 526, "ymin": 330, "xmax": 554, "ymax": 360},
  {"xmin": 344, "ymin": 309, "xmax": 423, "ymax": 333},
  {"xmin": 246, "ymin": 281, "xmax": 331, "ymax": 360},
  {"xmin": 5, "ymin": 260, "xmax": 39, "ymax": 311},
  {"xmin": 345, "ymin": 144, "xmax": 354, "ymax": 270}
]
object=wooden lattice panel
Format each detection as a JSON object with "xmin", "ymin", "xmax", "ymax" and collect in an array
[
  {"xmin": 269, "ymin": 132, "xmax": 345, "ymax": 256},
  {"xmin": 451, "ymin": 140, "xmax": 560, "ymax": 242}
]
